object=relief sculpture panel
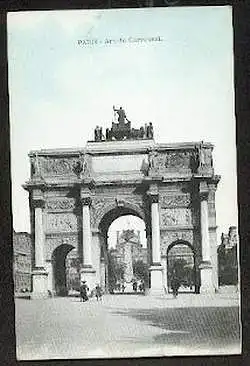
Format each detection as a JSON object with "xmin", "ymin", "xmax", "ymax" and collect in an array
[
  {"xmin": 45, "ymin": 213, "xmax": 78, "ymax": 233},
  {"xmin": 165, "ymin": 151, "xmax": 191, "ymax": 169},
  {"xmin": 160, "ymin": 208, "xmax": 192, "ymax": 227},
  {"xmin": 40, "ymin": 157, "xmax": 79, "ymax": 176}
]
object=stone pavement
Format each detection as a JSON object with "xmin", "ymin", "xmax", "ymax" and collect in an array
[{"xmin": 15, "ymin": 292, "xmax": 241, "ymax": 360}]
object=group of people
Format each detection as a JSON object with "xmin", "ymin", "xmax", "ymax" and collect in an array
[
  {"xmin": 94, "ymin": 122, "xmax": 154, "ymax": 142},
  {"xmin": 94, "ymin": 105, "xmax": 154, "ymax": 142},
  {"xmin": 80, "ymin": 277, "xmax": 197, "ymax": 300},
  {"xmin": 79, "ymin": 281, "xmax": 103, "ymax": 302},
  {"xmin": 94, "ymin": 126, "xmax": 104, "ymax": 142},
  {"xmin": 111, "ymin": 279, "xmax": 145, "ymax": 293},
  {"xmin": 132, "ymin": 279, "xmax": 145, "ymax": 293}
]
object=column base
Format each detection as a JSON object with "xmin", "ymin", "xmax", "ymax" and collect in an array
[
  {"xmin": 148, "ymin": 265, "xmax": 165, "ymax": 296},
  {"xmin": 31, "ymin": 268, "xmax": 48, "ymax": 299},
  {"xmin": 80, "ymin": 266, "xmax": 96, "ymax": 292},
  {"xmin": 199, "ymin": 261, "xmax": 214, "ymax": 294}
]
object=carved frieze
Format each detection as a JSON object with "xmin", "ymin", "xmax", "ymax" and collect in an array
[
  {"xmin": 147, "ymin": 150, "xmax": 167, "ymax": 174},
  {"xmin": 165, "ymin": 151, "xmax": 191, "ymax": 169},
  {"xmin": 39, "ymin": 157, "xmax": 79, "ymax": 176},
  {"xmin": 160, "ymin": 208, "xmax": 192, "ymax": 227},
  {"xmin": 46, "ymin": 198, "xmax": 76, "ymax": 211},
  {"xmin": 45, "ymin": 213, "xmax": 78, "ymax": 232},
  {"xmin": 160, "ymin": 194, "xmax": 191, "ymax": 208},
  {"xmin": 160, "ymin": 230, "xmax": 194, "ymax": 255}
]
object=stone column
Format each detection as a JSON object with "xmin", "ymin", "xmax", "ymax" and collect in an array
[
  {"xmin": 80, "ymin": 196, "xmax": 95, "ymax": 291},
  {"xmin": 199, "ymin": 191, "xmax": 214, "ymax": 293},
  {"xmin": 148, "ymin": 192, "xmax": 164, "ymax": 295},
  {"xmin": 82, "ymin": 197, "xmax": 92, "ymax": 267},
  {"xmin": 31, "ymin": 199, "xmax": 48, "ymax": 299}
]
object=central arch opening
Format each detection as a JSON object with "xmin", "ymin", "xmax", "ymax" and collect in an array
[{"xmin": 99, "ymin": 206, "xmax": 149, "ymax": 294}]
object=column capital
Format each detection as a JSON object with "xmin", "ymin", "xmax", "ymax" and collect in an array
[
  {"xmin": 199, "ymin": 191, "xmax": 209, "ymax": 201},
  {"xmin": 147, "ymin": 184, "xmax": 159, "ymax": 203},
  {"xmin": 208, "ymin": 183, "xmax": 218, "ymax": 193},
  {"xmin": 32, "ymin": 199, "xmax": 45, "ymax": 208},
  {"xmin": 149, "ymin": 193, "xmax": 159, "ymax": 203},
  {"xmin": 81, "ymin": 196, "xmax": 92, "ymax": 206}
]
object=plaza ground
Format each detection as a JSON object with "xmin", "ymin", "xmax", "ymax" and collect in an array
[{"xmin": 15, "ymin": 290, "xmax": 241, "ymax": 360}]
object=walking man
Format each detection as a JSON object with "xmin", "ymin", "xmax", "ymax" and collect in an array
[
  {"xmin": 171, "ymin": 276, "xmax": 180, "ymax": 298},
  {"xmin": 80, "ymin": 281, "xmax": 89, "ymax": 302}
]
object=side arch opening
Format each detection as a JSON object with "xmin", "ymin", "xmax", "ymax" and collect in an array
[
  {"xmin": 167, "ymin": 240, "xmax": 197, "ymax": 293},
  {"xmin": 52, "ymin": 244, "xmax": 77, "ymax": 296}
]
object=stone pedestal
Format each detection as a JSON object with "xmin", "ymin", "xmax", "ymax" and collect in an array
[
  {"xmin": 148, "ymin": 265, "xmax": 164, "ymax": 296},
  {"xmin": 199, "ymin": 262, "xmax": 214, "ymax": 294},
  {"xmin": 31, "ymin": 268, "xmax": 48, "ymax": 299},
  {"xmin": 80, "ymin": 266, "xmax": 96, "ymax": 292}
]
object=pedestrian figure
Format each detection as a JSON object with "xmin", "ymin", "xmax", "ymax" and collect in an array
[
  {"xmin": 80, "ymin": 281, "xmax": 89, "ymax": 302},
  {"xmin": 171, "ymin": 277, "xmax": 180, "ymax": 298},
  {"xmin": 139, "ymin": 280, "xmax": 145, "ymax": 293},
  {"xmin": 121, "ymin": 283, "xmax": 125, "ymax": 293},
  {"xmin": 95, "ymin": 284, "xmax": 103, "ymax": 301},
  {"xmin": 132, "ymin": 280, "xmax": 137, "ymax": 292},
  {"xmin": 133, "ymin": 280, "xmax": 137, "ymax": 292}
]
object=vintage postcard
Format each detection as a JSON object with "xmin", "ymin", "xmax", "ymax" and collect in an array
[{"xmin": 7, "ymin": 6, "xmax": 241, "ymax": 360}]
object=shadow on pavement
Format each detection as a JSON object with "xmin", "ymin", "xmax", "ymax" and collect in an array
[{"xmin": 112, "ymin": 306, "xmax": 241, "ymax": 349}]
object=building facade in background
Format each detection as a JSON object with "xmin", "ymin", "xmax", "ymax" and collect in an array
[
  {"xmin": 13, "ymin": 231, "xmax": 32, "ymax": 292},
  {"xmin": 218, "ymin": 226, "xmax": 239, "ymax": 286},
  {"xmin": 111, "ymin": 229, "xmax": 147, "ymax": 265}
]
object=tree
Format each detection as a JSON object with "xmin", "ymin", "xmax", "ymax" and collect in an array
[
  {"xmin": 218, "ymin": 244, "xmax": 238, "ymax": 285},
  {"xmin": 107, "ymin": 252, "xmax": 125, "ymax": 292},
  {"xmin": 133, "ymin": 260, "xmax": 149, "ymax": 283}
]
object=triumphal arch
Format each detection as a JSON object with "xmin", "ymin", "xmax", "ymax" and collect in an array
[{"xmin": 24, "ymin": 107, "xmax": 220, "ymax": 299}]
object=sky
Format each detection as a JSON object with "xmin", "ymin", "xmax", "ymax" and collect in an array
[{"xmin": 7, "ymin": 6, "xmax": 237, "ymax": 247}]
